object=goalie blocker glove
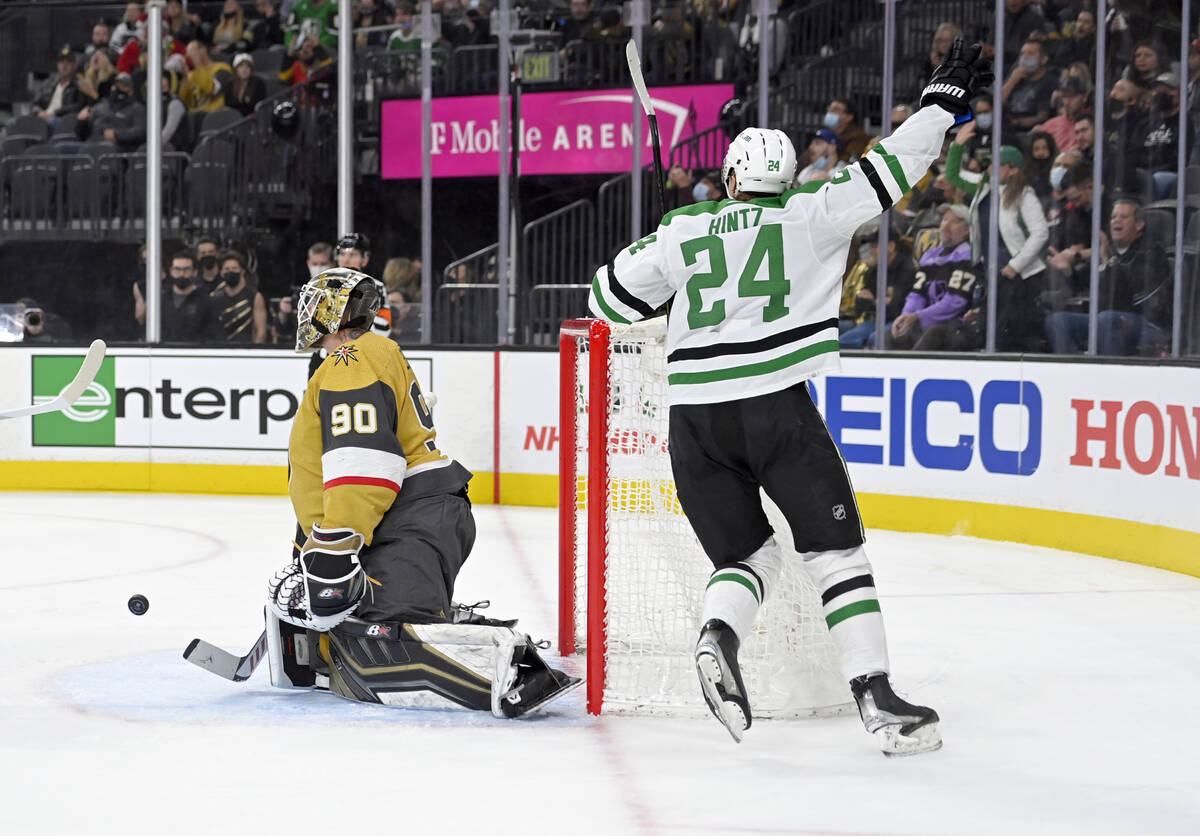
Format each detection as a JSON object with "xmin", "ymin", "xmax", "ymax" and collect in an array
[
  {"xmin": 919, "ymin": 38, "xmax": 994, "ymax": 120},
  {"xmin": 268, "ymin": 524, "xmax": 367, "ymax": 632}
]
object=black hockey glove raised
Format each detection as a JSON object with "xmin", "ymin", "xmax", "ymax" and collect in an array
[{"xmin": 920, "ymin": 38, "xmax": 994, "ymax": 120}]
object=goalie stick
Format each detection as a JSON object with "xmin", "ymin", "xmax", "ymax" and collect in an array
[
  {"xmin": 626, "ymin": 39, "xmax": 666, "ymax": 224},
  {"xmin": 183, "ymin": 631, "xmax": 268, "ymax": 682},
  {"xmin": 181, "ymin": 601, "xmax": 501, "ymax": 684},
  {"xmin": 0, "ymin": 339, "xmax": 106, "ymax": 419}
]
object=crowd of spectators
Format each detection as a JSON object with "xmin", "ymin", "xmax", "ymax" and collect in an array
[
  {"xmin": 110, "ymin": 232, "xmax": 426, "ymax": 347},
  {"xmin": 2, "ymin": 2, "xmax": 1197, "ymax": 354},
  {"xmin": 817, "ymin": 2, "xmax": 1194, "ymax": 356}
]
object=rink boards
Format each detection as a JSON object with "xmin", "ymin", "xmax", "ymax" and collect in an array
[{"xmin": 0, "ymin": 345, "xmax": 1196, "ymax": 576}]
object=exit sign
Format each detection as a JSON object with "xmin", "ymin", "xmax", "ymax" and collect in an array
[{"xmin": 521, "ymin": 49, "xmax": 560, "ymax": 84}]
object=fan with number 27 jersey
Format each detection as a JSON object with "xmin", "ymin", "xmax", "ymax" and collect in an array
[
  {"xmin": 288, "ymin": 332, "xmax": 465, "ymax": 544},
  {"xmin": 902, "ymin": 242, "xmax": 975, "ymax": 328},
  {"xmin": 589, "ymin": 105, "xmax": 955, "ymax": 405}
]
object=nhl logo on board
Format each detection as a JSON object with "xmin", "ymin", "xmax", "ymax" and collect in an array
[{"xmin": 832, "ymin": 504, "xmax": 846, "ymax": 521}]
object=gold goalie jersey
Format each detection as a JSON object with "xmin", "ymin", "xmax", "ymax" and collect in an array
[{"xmin": 288, "ymin": 332, "xmax": 469, "ymax": 543}]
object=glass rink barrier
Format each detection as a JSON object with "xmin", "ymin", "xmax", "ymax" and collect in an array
[{"xmin": 0, "ymin": 1, "xmax": 1197, "ymax": 357}]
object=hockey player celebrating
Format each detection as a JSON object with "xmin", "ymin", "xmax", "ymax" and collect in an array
[
  {"xmin": 268, "ymin": 267, "xmax": 580, "ymax": 716},
  {"xmin": 588, "ymin": 40, "xmax": 992, "ymax": 754}
]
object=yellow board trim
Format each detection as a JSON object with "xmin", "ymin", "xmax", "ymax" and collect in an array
[
  {"xmin": 2, "ymin": 462, "xmax": 1195, "ymax": 578},
  {"xmin": 855, "ymin": 492, "xmax": 1200, "ymax": 579},
  {"xmin": 497, "ymin": 473, "xmax": 1200, "ymax": 579},
  {"xmin": 0, "ymin": 460, "xmax": 288, "ymax": 494}
]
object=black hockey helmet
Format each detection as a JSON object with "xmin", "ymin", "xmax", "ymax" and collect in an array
[
  {"xmin": 336, "ymin": 232, "xmax": 371, "ymax": 257},
  {"xmin": 718, "ymin": 97, "xmax": 748, "ymax": 140},
  {"xmin": 271, "ymin": 99, "xmax": 300, "ymax": 142}
]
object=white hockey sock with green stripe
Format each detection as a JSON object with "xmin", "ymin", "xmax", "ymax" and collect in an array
[
  {"xmin": 804, "ymin": 545, "xmax": 890, "ymax": 681},
  {"xmin": 700, "ymin": 536, "xmax": 783, "ymax": 642}
]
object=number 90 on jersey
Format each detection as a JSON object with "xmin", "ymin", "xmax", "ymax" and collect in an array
[{"xmin": 330, "ymin": 403, "xmax": 378, "ymax": 436}]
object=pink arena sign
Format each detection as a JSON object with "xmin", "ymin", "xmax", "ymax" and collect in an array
[{"xmin": 381, "ymin": 84, "xmax": 734, "ymax": 179}]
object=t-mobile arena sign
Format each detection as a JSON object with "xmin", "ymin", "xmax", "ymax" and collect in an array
[{"xmin": 380, "ymin": 84, "xmax": 734, "ymax": 178}]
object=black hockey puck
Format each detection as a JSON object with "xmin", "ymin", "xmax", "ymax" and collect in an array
[{"xmin": 128, "ymin": 594, "xmax": 149, "ymax": 616}]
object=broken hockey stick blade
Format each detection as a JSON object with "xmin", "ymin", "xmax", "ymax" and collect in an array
[
  {"xmin": 0, "ymin": 339, "xmax": 106, "ymax": 419},
  {"xmin": 184, "ymin": 631, "xmax": 268, "ymax": 682}
]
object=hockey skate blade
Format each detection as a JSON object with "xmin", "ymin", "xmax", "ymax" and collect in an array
[
  {"xmin": 875, "ymin": 721, "xmax": 943, "ymax": 757},
  {"xmin": 695, "ymin": 651, "xmax": 747, "ymax": 744}
]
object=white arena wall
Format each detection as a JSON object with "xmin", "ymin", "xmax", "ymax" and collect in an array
[{"xmin": 1, "ymin": 344, "xmax": 1196, "ymax": 578}]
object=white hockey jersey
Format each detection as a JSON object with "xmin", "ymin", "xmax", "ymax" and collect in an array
[{"xmin": 589, "ymin": 105, "xmax": 956, "ymax": 405}]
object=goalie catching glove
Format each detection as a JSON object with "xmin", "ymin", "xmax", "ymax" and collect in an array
[
  {"xmin": 919, "ymin": 38, "xmax": 994, "ymax": 120},
  {"xmin": 268, "ymin": 524, "xmax": 368, "ymax": 632}
]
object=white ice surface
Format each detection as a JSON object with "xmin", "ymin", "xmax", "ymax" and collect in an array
[{"xmin": 1, "ymin": 492, "xmax": 1198, "ymax": 836}]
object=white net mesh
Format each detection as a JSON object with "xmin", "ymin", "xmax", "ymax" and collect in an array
[{"xmin": 566, "ymin": 320, "xmax": 851, "ymax": 718}]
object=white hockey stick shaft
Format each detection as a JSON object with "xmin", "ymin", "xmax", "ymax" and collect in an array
[{"xmin": 0, "ymin": 339, "xmax": 107, "ymax": 419}]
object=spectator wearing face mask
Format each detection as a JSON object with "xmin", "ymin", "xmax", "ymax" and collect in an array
[
  {"xmin": 819, "ymin": 97, "xmax": 868, "ymax": 161},
  {"xmin": 211, "ymin": 251, "xmax": 269, "ymax": 343},
  {"xmin": 1136, "ymin": 72, "xmax": 1182, "ymax": 199},
  {"xmin": 1105, "ymin": 78, "xmax": 1148, "ymax": 195},
  {"xmin": 1001, "ymin": 39, "xmax": 1058, "ymax": 139},
  {"xmin": 1025, "ymin": 130, "xmax": 1058, "ymax": 205},
  {"xmin": 306, "ymin": 240, "xmax": 334, "ymax": 278},
  {"xmin": 160, "ymin": 250, "xmax": 217, "ymax": 343},
  {"xmin": 796, "ymin": 129, "xmax": 845, "ymax": 183},
  {"xmin": 195, "ymin": 237, "xmax": 223, "ymax": 290},
  {"xmin": 75, "ymin": 71, "xmax": 146, "ymax": 149},
  {"xmin": 1046, "ymin": 148, "xmax": 1082, "ymax": 199}
]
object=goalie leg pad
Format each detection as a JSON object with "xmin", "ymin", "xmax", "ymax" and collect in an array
[
  {"xmin": 265, "ymin": 606, "xmax": 317, "ymax": 689},
  {"xmin": 319, "ymin": 620, "xmax": 581, "ymax": 716}
]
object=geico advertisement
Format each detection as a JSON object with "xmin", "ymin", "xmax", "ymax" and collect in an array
[{"xmin": 503, "ymin": 353, "xmax": 1199, "ymax": 533}]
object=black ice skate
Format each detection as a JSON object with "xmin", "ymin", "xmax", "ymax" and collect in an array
[
  {"xmin": 694, "ymin": 619, "xmax": 751, "ymax": 743},
  {"xmin": 498, "ymin": 642, "xmax": 582, "ymax": 719},
  {"xmin": 850, "ymin": 673, "xmax": 942, "ymax": 757}
]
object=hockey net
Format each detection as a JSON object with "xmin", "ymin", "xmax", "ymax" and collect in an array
[{"xmin": 558, "ymin": 318, "xmax": 850, "ymax": 718}]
